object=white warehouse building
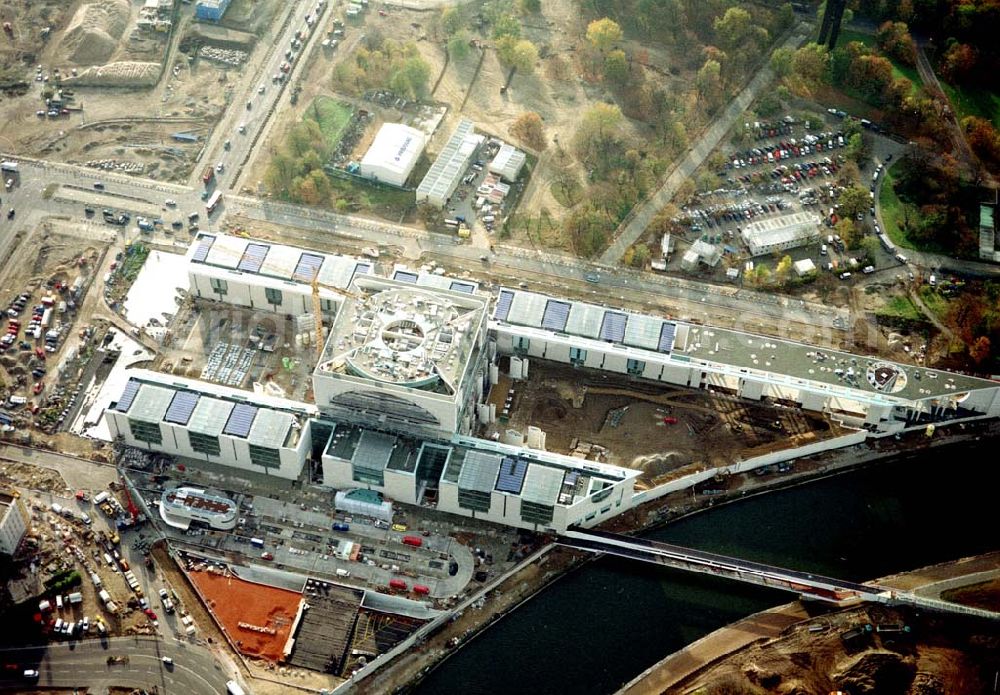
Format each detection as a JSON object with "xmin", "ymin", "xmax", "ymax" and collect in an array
[
  {"xmin": 359, "ymin": 123, "xmax": 426, "ymax": 188},
  {"xmin": 105, "ymin": 369, "xmax": 314, "ymax": 480},
  {"xmin": 416, "ymin": 119, "xmax": 483, "ymax": 208},
  {"xmin": 488, "ymin": 143, "xmax": 526, "ymax": 182},
  {"xmin": 186, "ymin": 232, "xmax": 373, "ymax": 316},
  {"xmin": 741, "ymin": 211, "xmax": 821, "ymax": 256}
]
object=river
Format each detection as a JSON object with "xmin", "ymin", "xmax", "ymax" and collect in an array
[{"xmin": 413, "ymin": 443, "xmax": 998, "ymax": 695}]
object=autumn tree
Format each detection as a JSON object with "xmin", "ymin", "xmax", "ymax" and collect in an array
[
  {"xmin": 696, "ymin": 59, "xmax": 724, "ymax": 113},
  {"xmin": 510, "ymin": 112, "xmax": 546, "ymax": 151},
  {"xmin": 775, "ymin": 254, "xmax": 793, "ymax": 280},
  {"xmin": 440, "ymin": 7, "xmax": 463, "ymax": 35},
  {"xmin": 518, "ymin": 0, "xmax": 541, "ymax": 13},
  {"xmin": 603, "ymin": 49, "xmax": 630, "ymax": 84},
  {"xmin": 573, "ymin": 102, "xmax": 625, "ymax": 171},
  {"xmin": 939, "ymin": 42, "xmax": 977, "ymax": 83},
  {"xmin": 838, "ymin": 184, "xmax": 870, "ymax": 220},
  {"xmin": 448, "ymin": 33, "xmax": 471, "ymax": 61},
  {"xmin": 492, "ymin": 14, "xmax": 521, "ymax": 39},
  {"xmin": 770, "ymin": 46, "xmax": 794, "ymax": 77},
  {"xmin": 497, "ymin": 37, "xmax": 538, "ymax": 74},
  {"xmin": 962, "ymin": 116, "xmax": 1000, "ymax": 169},
  {"xmin": 969, "ymin": 336, "xmax": 992, "ymax": 364},
  {"xmin": 586, "ymin": 18, "xmax": 623, "ymax": 53},
  {"xmin": 875, "ymin": 21, "xmax": 916, "ymax": 66}
]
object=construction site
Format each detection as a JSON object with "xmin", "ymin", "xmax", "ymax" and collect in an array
[
  {"xmin": 0, "ymin": 0, "xmax": 282, "ymax": 182},
  {"xmin": 484, "ymin": 360, "xmax": 840, "ymax": 489}
]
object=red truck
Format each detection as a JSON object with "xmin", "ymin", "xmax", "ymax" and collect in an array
[
  {"xmin": 389, "ymin": 579, "xmax": 407, "ymax": 591},
  {"xmin": 202, "ymin": 167, "xmax": 215, "ymax": 185},
  {"xmin": 401, "ymin": 535, "xmax": 423, "ymax": 548}
]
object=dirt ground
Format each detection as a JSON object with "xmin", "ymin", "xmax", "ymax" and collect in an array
[
  {"xmin": 485, "ymin": 360, "xmax": 837, "ymax": 485},
  {"xmin": 0, "ymin": 0, "xmax": 266, "ymax": 182},
  {"xmin": 942, "ymin": 579, "xmax": 1000, "ymax": 612},
  {"xmin": 673, "ymin": 603, "xmax": 999, "ymax": 695}
]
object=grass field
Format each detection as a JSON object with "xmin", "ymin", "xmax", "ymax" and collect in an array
[
  {"xmin": 306, "ymin": 97, "xmax": 353, "ymax": 151},
  {"xmin": 879, "ymin": 294, "xmax": 922, "ymax": 321},
  {"xmin": 939, "ymin": 81, "xmax": 1000, "ymax": 128},
  {"xmin": 918, "ymin": 285, "xmax": 950, "ymax": 322},
  {"xmin": 879, "ymin": 163, "xmax": 912, "ymax": 249}
]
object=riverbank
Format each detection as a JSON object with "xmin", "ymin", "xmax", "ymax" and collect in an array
[
  {"xmin": 354, "ymin": 420, "xmax": 999, "ymax": 694},
  {"xmin": 619, "ymin": 550, "xmax": 1000, "ymax": 695}
]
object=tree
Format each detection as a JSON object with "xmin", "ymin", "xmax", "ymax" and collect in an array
[
  {"xmin": 510, "ymin": 112, "xmax": 546, "ymax": 151},
  {"xmin": 448, "ymin": 33, "xmax": 470, "ymax": 61},
  {"xmin": 518, "ymin": 0, "xmax": 541, "ymax": 12},
  {"xmin": 440, "ymin": 7, "xmax": 463, "ymax": 35},
  {"xmin": 265, "ymin": 152, "xmax": 297, "ymax": 196},
  {"xmin": 838, "ymin": 184, "xmax": 870, "ymax": 220},
  {"xmin": 846, "ymin": 132, "xmax": 869, "ymax": 163},
  {"xmin": 497, "ymin": 37, "xmax": 538, "ymax": 74},
  {"xmin": 492, "ymin": 14, "xmax": 521, "ymax": 40},
  {"xmin": 792, "ymin": 44, "xmax": 829, "ymax": 85},
  {"xmin": 834, "ymin": 217, "xmax": 859, "ymax": 249},
  {"xmin": 750, "ymin": 263, "xmax": 771, "ymax": 286},
  {"xmin": 696, "ymin": 59, "xmax": 724, "ymax": 113},
  {"xmin": 875, "ymin": 21, "xmax": 915, "ymax": 66},
  {"xmin": 859, "ymin": 235, "xmax": 880, "ymax": 262},
  {"xmin": 586, "ymin": 18, "xmax": 623, "ymax": 53},
  {"xmin": 940, "ymin": 42, "xmax": 977, "ymax": 83},
  {"xmin": 603, "ymin": 49, "xmax": 630, "ymax": 83},
  {"xmin": 775, "ymin": 254, "xmax": 793, "ymax": 280},
  {"xmin": 770, "ymin": 46, "xmax": 794, "ymax": 77},
  {"xmin": 962, "ymin": 116, "xmax": 1000, "ymax": 168},
  {"xmin": 630, "ymin": 244, "xmax": 651, "ymax": 268},
  {"xmin": 969, "ymin": 336, "xmax": 991, "ymax": 364},
  {"xmin": 713, "ymin": 7, "xmax": 753, "ymax": 51}
]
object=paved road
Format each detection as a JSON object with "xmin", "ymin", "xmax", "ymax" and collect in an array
[
  {"xmin": 191, "ymin": 0, "xmax": 322, "ymax": 194},
  {"xmin": 598, "ymin": 24, "xmax": 813, "ymax": 265},
  {"xmin": 0, "ymin": 635, "xmax": 231, "ymax": 694}
]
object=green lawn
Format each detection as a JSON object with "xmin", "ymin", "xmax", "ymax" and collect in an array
[
  {"xmin": 939, "ymin": 81, "xmax": 1000, "ymax": 128},
  {"xmin": 879, "ymin": 163, "xmax": 912, "ymax": 249},
  {"xmin": 879, "ymin": 294, "xmax": 922, "ymax": 321},
  {"xmin": 918, "ymin": 285, "xmax": 950, "ymax": 321},
  {"xmin": 306, "ymin": 97, "xmax": 353, "ymax": 151}
]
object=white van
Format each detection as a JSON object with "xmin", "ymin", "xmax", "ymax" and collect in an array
[
  {"xmin": 56, "ymin": 595, "xmax": 63, "ymax": 610},
  {"xmin": 820, "ymin": 244, "xmax": 827, "ymax": 256}
]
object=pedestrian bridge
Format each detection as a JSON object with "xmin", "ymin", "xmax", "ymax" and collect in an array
[{"xmin": 559, "ymin": 529, "xmax": 1000, "ymax": 621}]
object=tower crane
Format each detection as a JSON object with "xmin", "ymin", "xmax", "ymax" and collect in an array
[{"xmin": 310, "ymin": 276, "xmax": 361, "ymax": 358}]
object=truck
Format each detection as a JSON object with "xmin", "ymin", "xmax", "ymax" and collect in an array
[
  {"xmin": 202, "ymin": 167, "xmax": 214, "ymax": 185},
  {"xmin": 93, "ymin": 491, "xmax": 110, "ymax": 505},
  {"xmin": 332, "ymin": 522, "xmax": 349, "ymax": 532},
  {"xmin": 136, "ymin": 217, "xmax": 154, "ymax": 232},
  {"xmin": 389, "ymin": 578, "xmax": 407, "ymax": 591},
  {"xmin": 205, "ymin": 190, "xmax": 222, "ymax": 214},
  {"xmin": 401, "ymin": 535, "xmax": 423, "ymax": 548},
  {"xmin": 250, "ymin": 537, "xmax": 265, "ymax": 549}
]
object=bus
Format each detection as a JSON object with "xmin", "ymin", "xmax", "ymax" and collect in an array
[
  {"xmin": 226, "ymin": 680, "xmax": 246, "ymax": 695},
  {"xmin": 206, "ymin": 190, "xmax": 222, "ymax": 214}
]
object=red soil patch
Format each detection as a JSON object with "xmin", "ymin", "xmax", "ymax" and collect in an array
[{"xmin": 189, "ymin": 570, "xmax": 302, "ymax": 662}]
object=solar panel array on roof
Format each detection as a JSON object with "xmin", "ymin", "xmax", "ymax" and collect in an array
[
  {"xmin": 115, "ymin": 379, "xmax": 141, "ymax": 412},
  {"xmin": 658, "ymin": 322, "xmax": 676, "ymax": 353},
  {"xmin": 191, "ymin": 235, "xmax": 216, "ymax": 263},
  {"xmin": 293, "ymin": 252, "xmax": 325, "ymax": 282},
  {"xmin": 164, "ymin": 391, "xmax": 200, "ymax": 425},
  {"xmin": 541, "ymin": 300, "xmax": 571, "ymax": 332},
  {"xmin": 494, "ymin": 457, "xmax": 528, "ymax": 494},
  {"xmin": 494, "ymin": 290, "xmax": 514, "ymax": 322},
  {"xmin": 449, "ymin": 281, "xmax": 476, "ymax": 294},
  {"xmin": 394, "ymin": 270, "xmax": 419, "ymax": 283},
  {"xmin": 237, "ymin": 243, "xmax": 269, "ymax": 273},
  {"xmin": 599, "ymin": 311, "xmax": 627, "ymax": 343},
  {"xmin": 223, "ymin": 403, "xmax": 258, "ymax": 437},
  {"xmin": 458, "ymin": 450, "xmax": 502, "ymax": 492}
]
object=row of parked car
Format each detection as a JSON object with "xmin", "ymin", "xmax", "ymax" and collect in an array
[{"xmin": 729, "ymin": 132, "xmax": 847, "ymax": 170}]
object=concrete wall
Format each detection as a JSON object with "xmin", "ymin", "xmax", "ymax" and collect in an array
[
  {"xmin": 320, "ymin": 455, "xmax": 354, "ymax": 489},
  {"xmin": 383, "ymin": 468, "xmax": 417, "ymax": 505},
  {"xmin": 0, "ymin": 497, "xmax": 28, "ymax": 555},
  {"xmin": 313, "ymin": 375, "xmax": 461, "ymax": 437},
  {"xmin": 189, "ymin": 270, "xmax": 327, "ymax": 316}
]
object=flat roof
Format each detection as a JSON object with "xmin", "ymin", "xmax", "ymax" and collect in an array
[
  {"xmin": 351, "ymin": 431, "xmax": 396, "ymax": 472},
  {"xmin": 456, "ymin": 450, "xmax": 501, "ymax": 492},
  {"xmin": 495, "ymin": 288, "xmax": 676, "ymax": 354},
  {"xmin": 521, "ymin": 464, "xmax": 564, "ymax": 506},
  {"xmin": 188, "ymin": 232, "xmax": 372, "ymax": 293},
  {"xmin": 416, "ymin": 119, "xmax": 479, "ymax": 199},
  {"xmin": 247, "ymin": 409, "xmax": 294, "ymax": 449},
  {"xmin": 110, "ymin": 369, "xmax": 313, "ymax": 445},
  {"xmin": 679, "ymin": 324, "xmax": 996, "ymax": 402},
  {"xmin": 317, "ymin": 275, "xmax": 486, "ymax": 395},
  {"xmin": 492, "ymin": 288, "xmax": 996, "ymax": 404}
]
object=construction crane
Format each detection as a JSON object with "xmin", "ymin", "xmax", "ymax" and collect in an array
[
  {"xmin": 119, "ymin": 475, "xmax": 139, "ymax": 523},
  {"xmin": 311, "ymin": 276, "xmax": 362, "ymax": 358}
]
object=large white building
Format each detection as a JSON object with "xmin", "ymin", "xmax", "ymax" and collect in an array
[
  {"xmin": 187, "ymin": 233, "xmax": 373, "ymax": 316},
  {"xmin": 313, "ymin": 274, "xmax": 490, "ymax": 438},
  {"xmin": 319, "ymin": 427, "xmax": 639, "ymax": 533},
  {"xmin": 491, "ymin": 287, "xmax": 1000, "ymax": 429},
  {"xmin": 105, "ymin": 369, "xmax": 314, "ymax": 480},
  {"xmin": 0, "ymin": 491, "xmax": 29, "ymax": 556},
  {"xmin": 741, "ymin": 212, "xmax": 821, "ymax": 256},
  {"xmin": 416, "ymin": 119, "xmax": 482, "ymax": 208},
  {"xmin": 359, "ymin": 123, "xmax": 426, "ymax": 188},
  {"xmin": 109, "ymin": 231, "xmax": 1000, "ymax": 536},
  {"xmin": 158, "ymin": 486, "xmax": 238, "ymax": 531}
]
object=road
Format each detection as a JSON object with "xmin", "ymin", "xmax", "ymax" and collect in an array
[
  {"xmin": 598, "ymin": 24, "xmax": 813, "ymax": 265},
  {"xmin": 190, "ymin": 0, "xmax": 325, "ymax": 194},
  {"xmin": 0, "ymin": 635, "xmax": 233, "ymax": 693}
]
